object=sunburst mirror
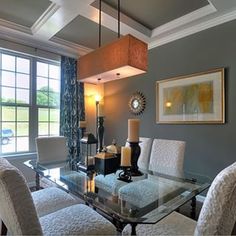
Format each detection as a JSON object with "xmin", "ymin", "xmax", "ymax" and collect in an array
[{"xmin": 128, "ymin": 91, "xmax": 146, "ymax": 115}]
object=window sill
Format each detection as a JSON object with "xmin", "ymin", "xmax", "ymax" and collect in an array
[{"xmin": 1, "ymin": 152, "xmax": 37, "ymax": 160}]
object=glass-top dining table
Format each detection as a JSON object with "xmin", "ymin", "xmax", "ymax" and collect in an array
[{"xmin": 24, "ymin": 160, "xmax": 211, "ymax": 235}]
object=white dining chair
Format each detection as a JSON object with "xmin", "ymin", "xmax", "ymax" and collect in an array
[
  {"xmin": 31, "ymin": 186, "xmax": 78, "ymax": 217},
  {"xmin": 95, "ymin": 137, "xmax": 153, "ymax": 196},
  {"xmin": 119, "ymin": 139, "xmax": 186, "ymax": 208},
  {"xmin": 34, "ymin": 136, "xmax": 90, "ymax": 217},
  {"xmin": 149, "ymin": 139, "xmax": 186, "ymax": 177},
  {"xmin": 36, "ymin": 136, "xmax": 68, "ymax": 166},
  {"xmin": 122, "ymin": 162, "xmax": 236, "ymax": 235},
  {"xmin": 0, "ymin": 157, "xmax": 117, "ymax": 235}
]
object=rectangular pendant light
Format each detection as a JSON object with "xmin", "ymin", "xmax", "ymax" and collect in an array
[{"xmin": 78, "ymin": 34, "xmax": 148, "ymax": 84}]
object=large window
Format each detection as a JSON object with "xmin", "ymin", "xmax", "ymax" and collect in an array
[
  {"xmin": 0, "ymin": 51, "xmax": 60, "ymax": 155},
  {"xmin": 36, "ymin": 61, "xmax": 60, "ymax": 137}
]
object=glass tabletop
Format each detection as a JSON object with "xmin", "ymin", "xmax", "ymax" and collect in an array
[{"xmin": 25, "ymin": 159, "xmax": 211, "ymax": 225}]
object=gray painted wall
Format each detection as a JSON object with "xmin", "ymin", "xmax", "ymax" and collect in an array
[{"xmin": 104, "ymin": 19, "xmax": 236, "ymax": 179}]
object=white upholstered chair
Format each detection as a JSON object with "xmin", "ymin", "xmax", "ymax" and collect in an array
[
  {"xmin": 0, "ymin": 157, "xmax": 117, "ymax": 235},
  {"xmin": 35, "ymin": 136, "xmax": 89, "ymax": 216},
  {"xmin": 36, "ymin": 136, "xmax": 68, "ymax": 166},
  {"xmin": 35, "ymin": 136, "xmax": 76, "ymax": 189},
  {"xmin": 95, "ymin": 137, "xmax": 153, "ymax": 196},
  {"xmin": 118, "ymin": 139, "xmax": 186, "ymax": 208},
  {"xmin": 149, "ymin": 139, "xmax": 186, "ymax": 177},
  {"xmin": 31, "ymin": 187, "xmax": 77, "ymax": 217},
  {"xmin": 122, "ymin": 162, "xmax": 236, "ymax": 235}
]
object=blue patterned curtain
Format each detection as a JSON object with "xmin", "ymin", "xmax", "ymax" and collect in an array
[{"xmin": 60, "ymin": 56, "xmax": 85, "ymax": 167}]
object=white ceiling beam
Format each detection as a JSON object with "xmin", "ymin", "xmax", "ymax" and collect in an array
[
  {"xmin": 2, "ymin": 0, "xmax": 236, "ymax": 57},
  {"xmin": 30, "ymin": 0, "xmax": 150, "ymax": 42},
  {"xmin": 0, "ymin": 20, "xmax": 90, "ymax": 58}
]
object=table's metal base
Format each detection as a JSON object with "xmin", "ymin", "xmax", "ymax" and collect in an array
[
  {"xmin": 36, "ymin": 172, "xmax": 40, "ymax": 190},
  {"xmin": 191, "ymin": 196, "xmax": 196, "ymax": 219},
  {"xmin": 1, "ymin": 220, "xmax": 7, "ymax": 236}
]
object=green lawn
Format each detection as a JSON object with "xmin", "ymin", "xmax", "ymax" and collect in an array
[{"xmin": 1, "ymin": 106, "xmax": 59, "ymax": 136}]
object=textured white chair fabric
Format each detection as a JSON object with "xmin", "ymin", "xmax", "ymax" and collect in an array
[
  {"xmin": 40, "ymin": 204, "xmax": 116, "ymax": 235},
  {"xmin": 122, "ymin": 211, "xmax": 196, "ymax": 236},
  {"xmin": 149, "ymin": 139, "xmax": 186, "ymax": 177},
  {"xmin": 119, "ymin": 139, "xmax": 186, "ymax": 208},
  {"xmin": 35, "ymin": 136, "xmax": 86, "ymax": 217},
  {"xmin": 31, "ymin": 187, "xmax": 78, "ymax": 217},
  {"xmin": 119, "ymin": 175, "xmax": 184, "ymax": 208},
  {"xmin": 122, "ymin": 162, "xmax": 236, "ymax": 235},
  {"xmin": 95, "ymin": 173, "xmax": 127, "ymax": 196},
  {"xmin": 36, "ymin": 136, "xmax": 68, "ymax": 165},
  {"xmin": 95, "ymin": 137, "xmax": 153, "ymax": 196},
  {"xmin": 194, "ymin": 161, "xmax": 236, "ymax": 235},
  {"xmin": 0, "ymin": 157, "xmax": 43, "ymax": 235},
  {"xmin": 0, "ymin": 157, "xmax": 117, "ymax": 235}
]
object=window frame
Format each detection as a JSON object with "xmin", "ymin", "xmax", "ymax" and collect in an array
[{"xmin": 0, "ymin": 49, "xmax": 60, "ymax": 155}]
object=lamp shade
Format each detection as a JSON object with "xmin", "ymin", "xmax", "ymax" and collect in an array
[{"xmin": 78, "ymin": 34, "xmax": 147, "ymax": 84}]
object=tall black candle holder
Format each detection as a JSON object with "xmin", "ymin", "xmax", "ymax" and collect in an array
[
  {"xmin": 128, "ymin": 141, "xmax": 143, "ymax": 176},
  {"xmin": 117, "ymin": 166, "xmax": 132, "ymax": 182},
  {"xmin": 97, "ymin": 116, "xmax": 104, "ymax": 152}
]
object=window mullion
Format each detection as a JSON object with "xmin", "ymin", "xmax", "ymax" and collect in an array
[{"xmin": 29, "ymin": 58, "xmax": 38, "ymax": 153}]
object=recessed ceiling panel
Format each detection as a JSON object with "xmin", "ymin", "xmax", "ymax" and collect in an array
[
  {"xmin": 55, "ymin": 15, "xmax": 119, "ymax": 49},
  {"xmin": 0, "ymin": 0, "xmax": 51, "ymax": 27},
  {"xmin": 102, "ymin": 0, "xmax": 209, "ymax": 29}
]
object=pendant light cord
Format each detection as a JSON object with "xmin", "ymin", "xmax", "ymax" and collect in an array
[
  {"xmin": 99, "ymin": 0, "xmax": 102, "ymax": 47},
  {"xmin": 118, "ymin": 0, "xmax": 120, "ymax": 38},
  {"xmin": 99, "ymin": 0, "xmax": 120, "ymax": 47}
]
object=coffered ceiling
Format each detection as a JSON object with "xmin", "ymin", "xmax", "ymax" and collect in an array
[{"xmin": 0, "ymin": 0, "xmax": 236, "ymax": 58}]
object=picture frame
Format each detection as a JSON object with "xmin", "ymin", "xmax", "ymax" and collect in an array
[{"xmin": 156, "ymin": 68, "xmax": 225, "ymax": 124}]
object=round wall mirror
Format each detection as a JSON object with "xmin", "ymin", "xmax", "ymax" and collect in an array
[{"xmin": 128, "ymin": 91, "xmax": 146, "ymax": 115}]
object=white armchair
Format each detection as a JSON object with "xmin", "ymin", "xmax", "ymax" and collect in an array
[
  {"xmin": 123, "ymin": 162, "xmax": 236, "ymax": 235},
  {"xmin": 0, "ymin": 157, "xmax": 117, "ymax": 235}
]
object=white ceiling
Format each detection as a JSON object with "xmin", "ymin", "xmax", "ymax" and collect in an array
[{"xmin": 0, "ymin": 0, "xmax": 236, "ymax": 58}]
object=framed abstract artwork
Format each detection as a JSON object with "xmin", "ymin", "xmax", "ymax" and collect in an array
[{"xmin": 156, "ymin": 68, "xmax": 225, "ymax": 124}]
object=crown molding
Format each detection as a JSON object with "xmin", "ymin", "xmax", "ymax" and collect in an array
[
  {"xmin": 0, "ymin": 19, "xmax": 31, "ymax": 35},
  {"xmin": 148, "ymin": 8, "xmax": 236, "ymax": 49},
  {"xmin": 151, "ymin": 4, "xmax": 217, "ymax": 37},
  {"xmin": 51, "ymin": 37, "xmax": 92, "ymax": 56},
  {"xmin": 31, "ymin": 2, "xmax": 60, "ymax": 35},
  {"xmin": 0, "ymin": 27, "xmax": 84, "ymax": 58}
]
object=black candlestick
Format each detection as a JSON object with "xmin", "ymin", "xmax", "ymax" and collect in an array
[
  {"xmin": 97, "ymin": 116, "xmax": 104, "ymax": 152},
  {"xmin": 128, "ymin": 141, "xmax": 143, "ymax": 176},
  {"xmin": 96, "ymin": 101, "xmax": 99, "ymax": 151},
  {"xmin": 117, "ymin": 166, "xmax": 132, "ymax": 182}
]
